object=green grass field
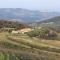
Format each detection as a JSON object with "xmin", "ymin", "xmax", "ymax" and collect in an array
[{"xmin": 0, "ymin": 32, "xmax": 60, "ymax": 60}]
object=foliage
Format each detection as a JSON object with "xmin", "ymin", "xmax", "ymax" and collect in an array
[
  {"xmin": 0, "ymin": 51, "xmax": 59, "ymax": 60},
  {"xmin": 0, "ymin": 20, "xmax": 28, "ymax": 31},
  {"xmin": 26, "ymin": 28, "xmax": 57, "ymax": 40},
  {"xmin": 0, "ymin": 32, "xmax": 60, "ymax": 60}
]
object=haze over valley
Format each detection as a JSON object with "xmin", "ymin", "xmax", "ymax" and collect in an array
[
  {"xmin": 0, "ymin": 0, "xmax": 60, "ymax": 59},
  {"xmin": 0, "ymin": 8, "xmax": 60, "ymax": 23}
]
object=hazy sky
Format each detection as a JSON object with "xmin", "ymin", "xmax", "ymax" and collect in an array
[{"xmin": 0, "ymin": 0, "xmax": 60, "ymax": 12}]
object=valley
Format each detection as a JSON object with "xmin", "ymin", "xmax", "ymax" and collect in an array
[{"xmin": 0, "ymin": 8, "xmax": 60, "ymax": 60}]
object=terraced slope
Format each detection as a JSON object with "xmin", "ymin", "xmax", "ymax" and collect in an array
[{"xmin": 0, "ymin": 32, "xmax": 60, "ymax": 60}]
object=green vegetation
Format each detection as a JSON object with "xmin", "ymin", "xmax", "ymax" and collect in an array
[
  {"xmin": 25, "ymin": 27, "xmax": 58, "ymax": 40},
  {"xmin": 0, "ymin": 32, "xmax": 59, "ymax": 60},
  {"xmin": 0, "ymin": 11, "xmax": 60, "ymax": 60},
  {"xmin": 0, "ymin": 20, "xmax": 28, "ymax": 31},
  {"xmin": 0, "ymin": 19, "xmax": 60, "ymax": 60}
]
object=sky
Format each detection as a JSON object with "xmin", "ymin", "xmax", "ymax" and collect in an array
[{"xmin": 0, "ymin": 0, "xmax": 60, "ymax": 12}]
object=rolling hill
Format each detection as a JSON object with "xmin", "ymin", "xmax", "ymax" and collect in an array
[
  {"xmin": 30, "ymin": 16, "xmax": 60, "ymax": 32},
  {"xmin": 39, "ymin": 16, "xmax": 60, "ymax": 24},
  {"xmin": 38, "ymin": 16, "xmax": 60, "ymax": 27},
  {"xmin": 31, "ymin": 16, "xmax": 60, "ymax": 25},
  {"xmin": 0, "ymin": 31, "xmax": 60, "ymax": 60},
  {"xmin": 0, "ymin": 8, "xmax": 60, "ymax": 60},
  {"xmin": 0, "ymin": 20, "xmax": 28, "ymax": 29},
  {"xmin": 0, "ymin": 8, "xmax": 60, "ymax": 23}
]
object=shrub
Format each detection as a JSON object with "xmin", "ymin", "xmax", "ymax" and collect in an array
[{"xmin": 26, "ymin": 28, "xmax": 58, "ymax": 40}]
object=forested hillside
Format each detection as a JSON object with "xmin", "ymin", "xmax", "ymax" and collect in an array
[{"xmin": 0, "ymin": 20, "xmax": 28, "ymax": 29}]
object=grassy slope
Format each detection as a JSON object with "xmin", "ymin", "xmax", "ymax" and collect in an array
[{"xmin": 0, "ymin": 32, "xmax": 60, "ymax": 60}]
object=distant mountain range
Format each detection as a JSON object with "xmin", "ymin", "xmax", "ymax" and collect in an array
[{"xmin": 0, "ymin": 8, "xmax": 60, "ymax": 23}]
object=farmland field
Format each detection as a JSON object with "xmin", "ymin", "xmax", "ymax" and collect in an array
[{"xmin": 0, "ymin": 32, "xmax": 60, "ymax": 60}]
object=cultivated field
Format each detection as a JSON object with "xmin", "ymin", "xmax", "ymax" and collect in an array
[{"xmin": 0, "ymin": 32, "xmax": 60, "ymax": 60}]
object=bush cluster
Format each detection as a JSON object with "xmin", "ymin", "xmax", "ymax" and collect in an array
[{"xmin": 25, "ymin": 28, "xmax": 57, "ymax": 40}]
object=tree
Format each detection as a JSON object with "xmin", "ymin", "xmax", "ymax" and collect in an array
[{"xmin": 26, "ymin": 28, "xmax": 57, "ymax": 40}]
